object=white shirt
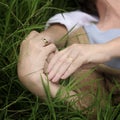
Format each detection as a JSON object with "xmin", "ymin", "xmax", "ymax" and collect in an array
[{"xmin": 46, "ymin": 10, "xmax": 98, "ymax": 32}]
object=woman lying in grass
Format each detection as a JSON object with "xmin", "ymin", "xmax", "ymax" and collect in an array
[{"xmin": 18, "ymin": 0, "xmax": 120, "ymax": 115}]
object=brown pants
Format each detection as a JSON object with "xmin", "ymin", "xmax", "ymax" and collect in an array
[{"xmin": 57, "ymin": 27, "xmax": 120, "ymax": 111}]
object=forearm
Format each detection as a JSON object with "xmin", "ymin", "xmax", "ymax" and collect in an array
[
  {"xmin": 88, "ymin": 38, "xmax": 120, "ymax": 64},
  {"xmin": 19, "ymin": 71, "xmax": 60, "ymax": 99},
  {"xmin": 42, "ymin": 24, "xmax": 68, "ymax": 47},
  {"xmin": 19, "ymin": 72, "xmax": 76, "ymax": 100},
  {"xmin": 105, "ymin": 37, "xmax": 120, "ymax": 58},
  {"xmin": 42, "ymin": 10, "xmax": 98, "ymax": 47}
]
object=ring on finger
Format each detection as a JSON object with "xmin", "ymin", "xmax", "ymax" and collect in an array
[
  {"xmin": 41, "ymin": 38, "xmax": 50, "ymax": 46},
  {"xmin": 67, "ymin": 56, "xmax": 74, "ymax": 62}
]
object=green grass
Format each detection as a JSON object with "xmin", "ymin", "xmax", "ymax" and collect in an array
[{"xmin": 0, "ymin": 0, "xmax": 120, "ymax": 120}]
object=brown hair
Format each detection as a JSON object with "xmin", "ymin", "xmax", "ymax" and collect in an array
[{"xmin": 78, "ymin": 0, "xmax": 98, "ymax": 16}]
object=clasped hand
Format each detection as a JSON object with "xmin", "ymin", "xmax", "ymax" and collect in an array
[
  {"xmin": 47, "ymin": 43, "xmax": 110, "ymax": 83},
  {"xmin": 18, "ymin": 31, "xmax": 56, "ymax": 80},
  {"xmin": 18, "ymin": 31, "xmax": 110, "ymax": 86}
]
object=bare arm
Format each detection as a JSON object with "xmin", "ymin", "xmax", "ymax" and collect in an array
[
  {"xmin": 17, "ymin": 31, "xmax": 76, "ymax": 100},
  {"xmin": 47, "ymin": 28, "xmax": 120, "ymax": 82},
  {"xmin": 41, "ymin": 24, "xmax": 68, "ymax": 47},
  {"xmin": 105, "ymin": 37, "xmax": 120, "ymax": 58}
]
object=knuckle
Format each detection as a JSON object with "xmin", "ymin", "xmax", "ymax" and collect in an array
[
  {"xmin": 47, "ymin": 44, "xmax": 57, "ymax": 51},
  {"xmin": 72, "ymin": 43, "xmax": 78, "ymax": 47},
  {"xmin": 50, "ymin": 43, "xmax": 56, "ymax": 49},
  {"xmin": 29, "ymin": 30, "xmax": 38, "ymax": 36},
  {"xmin": 57, "ymin": 71, "xmax": 63, "ymax": 77},
  {"xmin": 20, "ymin": 40, "xmax": 26, "ymax": 46},
  {"xmin": 28, "ymin": 39, "xmax": 42, "ymax": 50},
  {"xmin": 58, "ymin": 58, "xmax": 65, "ymax": 63},
  {"xmin": 26, "ymin": 30, "xmax": 39, "ymax": 40},
  {"xmin": 29, "ymin": 37, "xmax": 38, "ymax": 44},
  {"xmin": 29, "ymin": 39, "xmax": 35, "ymax": 45}
]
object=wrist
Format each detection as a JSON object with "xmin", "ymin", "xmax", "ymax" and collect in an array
[
  {"xmin": 86, "ymin": 44, "xmax": 112, "ymax": 64},
  {"xmin": 96, "ymin": 43, "xmax": 113, "ymax": 62},
  {"xmin": 42, "ymin": 23, "xmax": 68, "ymax": 43},
  {"xmin": 105, "ymin": 39, "xmax": 120, "ymax": 58},
  {"xmin": 18, "ymin": 69, "xmax": 44, "ymax": 80}
]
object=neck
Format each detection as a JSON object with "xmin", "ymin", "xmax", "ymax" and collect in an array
[{"xmin": 96, "ymin": 0, "xmax": 120, "ymax": 31}]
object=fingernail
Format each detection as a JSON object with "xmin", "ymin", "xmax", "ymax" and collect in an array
[
  {"xmin": 48, "ymin": 74, "xmax": 51, "ymax": 80},
  {"xmin": 52, "ymin": 78, "xmax": 57, "ymax": 83}
]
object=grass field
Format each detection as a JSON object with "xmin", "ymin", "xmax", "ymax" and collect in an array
[{"xmin": 0, "ymin": 0, "xmax": 120, "ymax": 120}]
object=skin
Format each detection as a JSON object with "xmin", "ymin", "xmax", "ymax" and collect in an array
[
  {"xmin": 18, "ymin": 30, "xmax": 105, "ymax": 111},
  {"xmin": 96, "ymin": 0, "xmax": 120, "ymax": 30},
  {"xmin": 18, "ymin": 30, "xmax": 77, "ymax": 102},
  {"xmin": 47, "ymin": 43, "xmax": 111, "ymax": 82},
  {"xmin": 47, "ymin": 0, "xmax": 120, "ymax": 83},
  {"xmin": 17, "ymin": 31, "xmax": 59, "ymax": 98},
  {"xmin": 18, "ymin": 0, "xmax": 120, "ymax": 107}
]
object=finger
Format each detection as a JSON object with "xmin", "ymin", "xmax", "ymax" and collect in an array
[
  {"xmin": 47, "ymin": 48, "xmax": 69, "ymax": 73},
  {"xmin": 25, "ymin": 33, "xmax": 47, "ymax": 48},
  {"xmin": 38, "ymin": 44, "xmax": 57, "ymax": 64},
  {"xmin": 39, "ymin": 44, "xmax": 57, "ymax": 74},
  {"xmin": 45, "ymin": 44, "xmax": 57, "ymax": 55},
  {"xmin": 31, "ymin": 45, "xmax": 56, "ymax": 74},
  {"xmin": 47, "ymin": 53, "xmax": 55, "ymax": 63},
  {"xmin": 45, "ymin": 52, "xmax": 57, "ymax": 74},
  {"xmin": 48, "ymin": 50, "xmax": 71, "ymax": 81},
  {"xmin": 44, "ymin": 61, "xmax": 48, "ymax": 74},
  {"xmin": 51, "ymin": 50, "xmax": 79, "ymax": 82},
  {"xmin": 26, "ymin": 31, "xmax": 39, "ymax": 40},
  {"xmin": 47, "ymin": 48, "xmax": 58, "ymax": 63},
  {"xmin": 61, "ymin": 57, "xmax": 84, "ymax": 79},
  {"xmin": 51, "ymin": 57, "xmax": 73, "ymax": 82},
  {"xmin": 32, "ymin": 35, "xmax": 47, "ymax": 47},
  {"xmin": 30, "ymin": 33, "xmax": 51, "ymax": 47}
]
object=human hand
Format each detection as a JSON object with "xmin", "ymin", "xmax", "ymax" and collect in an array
[
  {"xmin": 18, "ymin": 31, "xmax": 78, "ymax": 100},
  {"xmin": 18, "ymin": 31, "xmax": 56, "ymax": 89},
  {"xmin": 47, "ymin": 43, "xmax": 111, "ymax": 83},
  {"xmin": 17, "ymin": 30, "xmax": 59, "ymax": 97},
  {"xmin": 18, "ymin": 30, "xmax": 57, "ymax": 79},
  {"xmin": 17, "ymin": 32, "xmax": 84, "ymax": 102}
]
